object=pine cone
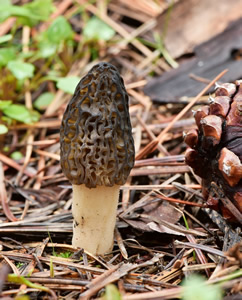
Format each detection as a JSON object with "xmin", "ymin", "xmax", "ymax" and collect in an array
[{"xmin": 184, "ymin": 80, "xmax": 242, "ymax": 221}]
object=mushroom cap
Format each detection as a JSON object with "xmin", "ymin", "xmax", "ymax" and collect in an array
[{"xmin": 60, "ymin": 62, "xmax": 135, "ymax": 188}]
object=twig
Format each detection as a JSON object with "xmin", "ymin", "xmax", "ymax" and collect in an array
[
  {"xmin": 0, "ymin": 162, "xmax": 18, "ymax": 222},
  {"xmin": 135, "ymin": 69, "xmax": 228, "ymax": 159}
]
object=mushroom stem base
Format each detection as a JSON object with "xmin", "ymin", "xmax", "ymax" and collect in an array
[{"xmin": 72, "ymin": 184, "xmax": 120, "ymax": 255}]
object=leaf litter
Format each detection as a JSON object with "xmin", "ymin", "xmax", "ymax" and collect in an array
[{"xmin": 0, "ymin": 0, "xmax": 241, "ymax": 299}]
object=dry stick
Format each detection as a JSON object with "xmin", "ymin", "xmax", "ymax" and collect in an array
[
  {"xmin": 174, "ymin": 241, "xmax": 226, "ymax": 258},
  {"xmin": 130, "ymin": 165, "xmax": 190, "ymax": 176},
  {"xmin": 128, "ymin": 89, "xmax": 151, "ymax": 108},
  {"xmin": 22, "ymin": 139, "xmax": 57, "ymax": 146},
  {"xmin": 0, "ymin": 252, "xmax": 105, "ymax": 274},
  {"xmin": 0, "ymin": 265, "xmax": 10, "ymax": 293},
  {"xmin": 24, "ymin": 277, "xmax": 89, "ymax": 287},
  {"xmin": 120, "ymin": 184, "xmax": 201, "ymax": 190},
  {"xmin": 15, "ymin": 26, "xmax": 34, "ymax": 185},
  {"xmin": 185, "ymin": 234, "xmax": 211, "ymax": 278},
  {"xmin": 211, "ymin": 183, "xmax": 242, "ymax": 225},
  {"xmin": 182, "ymin": 263, "xmax": 216, "ymax": 272},
  {"xmin": 122, "ymin": 176, "xmax": 132, "ymax": 210},
  {"xmin": 136, "ymin": 115, "xmax": 170, "ymax": 156},
  {"xmin": 0, "ymin": 153, "xmax": 34, "ymax": 178},
  {"xmin": 20, "ymin": 199, "xmax": 30, "ymax": 220},
  {"xmin": 2, "ymin": 255, "xmax": 20, "ymax": 275},
  {"xmin": 137, "ymin": 49, "xmax": 161, "ymax": 70},
  {"xmin": 108, "ymin": 2, "xmax": 150, "ymax": 23},
  {"xmin": 10, "ymin": 119, "xmax": 61, "ymax": 130},
  {"xmin": 115, "ymin": 228, "xmax": 128, "ymax": 259},
  {"xmin": 135, "ymin": 69, "xmax": 228, "ymax": 160},
  {"xmin": 134, "ymin": 155, "xmax": 185, "ymax": 167},
  {"xmin": 22, "ymin": 26, "xmax": 32, "ymax": 109},
  {"xmin": 125, "ymin": 80, "xmax": 147, "ymax": 89},
  {"xmin": 45, "ymin": 51, "xmax": 90, "ymax": 116},
  {"xmin": 122, "ymin": 287, "xmax": 181, "ymax": 300},
  {"xmin": 39, "ymin": 0, "xmax": 73, "ymax": 32},
  {"xmin": 0, "ymin": 162, "xmax": 18, "ymax": 222},
  {"xmin": 140, "ymin": 213, "xmax": 207, "ymax": 237},
  {"xmin": 183, "ymin": 210, "xmax": 214, "ymax": 236},
  {"xmin": 77, "ymin": 0, "xmax": 153, "ymax": 57},
  {"xmin": 189, "ymin": 73, "xmax": 211, "ymax": 84},
  {"xmin": 33, "ymin": 129, "xmax": 47, "ymax": 190},
  {"xmin": 0, "ymin": 17, "xmax": 16, "ymax": 36},
  {"xmin": 21, "ymin": 237, "xmax": 49, "ymax": 277},
  {"xmin": 15, "ymin": 133, "xmax": 34, "ymax": 186},
  {"xmin": 81, "ymin": 256, "xmax": 161, "ymax": 299},
  {"xmin": 154, "ymin": 192, "xmax": 206, "ymax": 208},
  {"xmin": 120, "ymin": 191, "xmax": 154, "ymax": 218},
  {"xmin": 34, "ymin": 149, "xmax": 60, "ymax": 161},
  {"xmin": 110, "ymin": 18, "xmax": 157, "ymax": 55}
]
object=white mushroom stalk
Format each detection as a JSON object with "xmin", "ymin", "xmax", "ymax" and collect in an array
[
  {"xmin": 72, "ymin": 185, "xmax": 120, "ymax": 254},
  {"xmin": 60, "ymin": 62, "xmax": 135, "ymax": 255}
]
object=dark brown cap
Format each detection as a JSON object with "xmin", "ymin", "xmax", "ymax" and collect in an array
[{"xmin": 60, "ymin": 62, "xmax": 135, "ymax": 188}]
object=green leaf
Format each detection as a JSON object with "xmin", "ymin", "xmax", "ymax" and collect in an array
[
  {"xmin": 15, "ymin": 296, "xmax": 30, "ymax": 300},
  {"xmin": 50, "ymin": 258, "xmax": 54, "ymax": 278},
  {"xmin": 23, "ymin": 0, "xmax": 53, "ymax": 21},
  {"xmin": 7, "ymin": 61, "xmax": 35, "ymax": 80},
  {"xmin": 37, "ymin": 15, "xmax": 73, "ymax": 57},
  {"xmin": 19, "ymin": 0, "xmax": 54, "ymax": 27},
  {"xmin": 37, "ymin": 41, "xmax": 57, "ymax": 58},
  {"xmin": 0, "ymin": 8, "xmax": 10, "ymax": 22},
  {"xmin": 8, "ymin": 274, "xmax": 50, "ymax": 293},
  {"xmin": 0, "ymin": 0, "xmax": 12, "ymax": 7},
  {"xmin": 47, "ymin": 16, "xmax": 74, "ymax": 44},
  {"xmin": 0, "ymin": 0, "xmax": 11, "ymax": 4},
  {"xmin": 10, "ymin": 151, "xmax": 23, "ymax": 160},
  {"xmin": 0, "ymin": 0, "xmax": 11, "ymax": 21},
  {"xmin": 57, "ymin": 76, "xmax": 80, "ymax": 94},
  {"xmin": 34, "ymin": 92, "xmax": 54, "ymax": 110},
  {"xmin": 0, "ymin": 5, "xmax": 37, "ymax": 22},
  {"xmin": 0, "ymin": 48, "xmax": 16, "ymax": 67},
  {"xmin": 18, "ymin": 51, "xmax": 35, "ymax": 60},
  {"xmin": 182, "ymin": 276, "xmax": 222, "ymax": 300},
  {"xmin": 0, "ymin": 34, "xmax": 12, "ymax": 44},
  {"xmin": 83, "ymin": 16, "xmax": 115, "ymax": 41},
  {"xmin": 3, "ymin": 104, "xmax": 40, "ymax": 124},
  {"xmin": 0, "ymin": 0, "xmax": 53, "ymax": 24},
  {"xmin": 104, "ymin": 284, "xmax": 122, "ymax": 300},
  {"xmin": 0, "ymin": 100, "xmax": 12, "ymax": 110},
  {"xmin": 0, "ymin": 124, "xmax": 8, "ymax": 135},
  {"xmin": 57, "ymin": 251, "xmax": 72, "ymax": 258}
]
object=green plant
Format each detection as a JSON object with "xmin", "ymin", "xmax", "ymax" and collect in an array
[
  {"xmin": 8, "ymin": 274, "xmax": 53, "ymax": 294},
  {"xmin": 57, "ymin": 251, "xmax": 72, "ymax": 258},
  {"xmin": 182, "ymin": 275, "xmax": 222, "ymax": 300},
  {"xmin": 0, "ymin": 101, "xmax": 40, "ymax": 124},
  {"xmin": 37, "ymin": 16, "xmax": 74, "ymax": 58},
  {"xmin": 103, "ymin": 284, "xmax": 122, "ymax": 300},
  {"xmin": 0, "ymin": 0, "xmax": 78, "ymax": 131},
  {"xmin": 82, "ymin": 15, "xmax": 115, "ymax": 60},
  {"xmin": 83, "ymin": 16, "xmax": 115, "ymax": 41},
  {"xmin": 0, "ymin": 0, "xmax": 117, "ymax": 137},
  {"xmin": 0, "ymin": 0, "xmax": 53, "ymax": 25},
  {"xmin": 16, "ymin": 262, "xmax": 24, "ymax": 269}
]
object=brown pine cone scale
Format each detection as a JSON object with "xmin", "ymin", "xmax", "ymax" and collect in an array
[{"xmin": 184, "ymin": 80, "xmax": 242, "ymax": 221}]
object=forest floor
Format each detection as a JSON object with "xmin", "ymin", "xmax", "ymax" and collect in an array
[{"xmin": 0, "ymin": 0, "xmax": 241, "ymax": 299}]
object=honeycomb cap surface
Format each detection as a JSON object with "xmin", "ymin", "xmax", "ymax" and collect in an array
[{"xmin": 60, "ymin": 62, "xmax": 135, "ymax": 188}]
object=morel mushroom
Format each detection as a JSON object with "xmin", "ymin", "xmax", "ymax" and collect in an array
[
  {"xmin": 184, "ymin": 80, "xmax": 242, "ymax": 221},
  {"xmin": 60, "ymin": 62, "xmax": 135, "ymax": 255}
]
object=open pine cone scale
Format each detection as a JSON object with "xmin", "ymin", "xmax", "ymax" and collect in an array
[{"xmin": 184, "ymin": 80, "xmax": 242, "ymax": 221}]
